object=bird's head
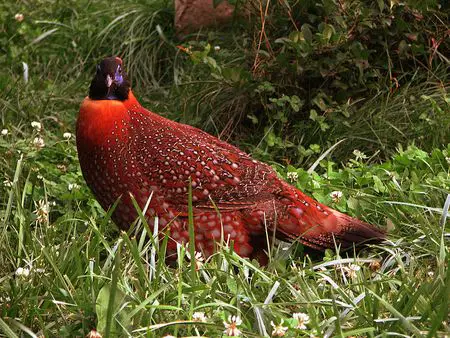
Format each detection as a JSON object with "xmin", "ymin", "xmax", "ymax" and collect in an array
[{"xmin": 89, "ymin": 56, "xmax": 130, "ymax": 101}]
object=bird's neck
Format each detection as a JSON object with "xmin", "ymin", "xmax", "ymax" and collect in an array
[
  {"xmin": 124, "ymin": 90, "xmax": 140, "ymax": 107},
  {"xmin": 76, "ymin": 90, "xmax": 146, "ymax": 149},
  {"xmin": 77, "ymin": 96, "xmax": 133, "ymax": 148}
]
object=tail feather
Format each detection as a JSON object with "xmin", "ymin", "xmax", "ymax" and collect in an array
[
  {"xmin": 332, "ymin": 210, "xmax": 385, "ymax": 248},
  {"xmin": 274, "ymin": 186, "xmax": 385, "ymax": 251}
]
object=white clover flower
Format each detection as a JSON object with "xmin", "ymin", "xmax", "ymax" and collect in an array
[
  {"xmin": 31, "ymin": 121, "xmax": 42, "ymax": 131},
  {"xmin": 214, "ymin": 45, "xmax": 221, "ymax": 51},
  {"xmin": 63, "ymin": 132, "xmax": 72, "ymax": 139},
  {"xmin": 353, "ymin": 149, "xmax": 368, "ymax": 161},
  {"xmin": 33, "ymin": 199, "xmax": 49, "ymax": 224},
  {"xmin": 68, "ymin": 183, "xmax": 80, "ymax": 191},
  {"xmin": 162, "ymin": 335, "xmax": 175, "ymax": 338},
  {"xmin": 293, "ymin": 312, "xmax": 310, "ymax": 330},
  {"xmin": 15, "ymin": 267, "xmax": 30, "ymax": 278},
  {"xmin": 192, "ymin": 311, "xmax": 207, "ymax": 322},
  {"xmin": 271, "ymin": 320, "xmax": 288, "ymax": 336},
  {"xmin": 57, "ymin": 164, "xmax": 68, "ymax": 172},
  {"xmin": 186, "ymin": 249, "xmax": 205, "ymax": 270},
  {"xmin": 1, "ymin": 129, "xmax": 8, "ymax": 136},
  {"xmin": 287, "ymin": 172, "xmax": 299, "ymax": 182},
  {"xmin": 86, "ymin": 329, "xmax": 102, "ymax": 338},
  {"xmin": 330, "ymin": 190, "xmax": 343, "ymax": 203},
  {"xmin": 194, "ymin": 251, "xmax": 205, "ymax": 270},
  {"xmin": 224, "ymin": 315, "xmax": 242, "ymax": 336},
  {"xmin": 3, "ymin": 178, "xmax": 13, "ymax": 187},
  {"xmin": 0, "ymin": 296, "xmax": 11, "ymax": 303},
  {"xmin": 15, "ymin": 13, "xmax": 24, "ymax": 22},
  {"xmin": 342, "ymin": 264, "xmax": 361, "ymax": 279},
  {"xmin": 33, "ymin": 137, "xmax": 45, "ymax": 149}
]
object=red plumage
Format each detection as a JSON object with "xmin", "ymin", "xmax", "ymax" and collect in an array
[{"xmin": 76, "ymin": 57, "xmax": 384, "ymax": 258}]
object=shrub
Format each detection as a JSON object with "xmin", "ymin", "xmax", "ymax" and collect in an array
[{"xmin": 164, "ymin": 0, "xmax": 449, "ymax": 164}]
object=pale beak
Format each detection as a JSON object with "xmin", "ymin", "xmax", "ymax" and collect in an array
[{"xmin": 106, "ymin": 74, "xmax": 113, "ymax": 88}]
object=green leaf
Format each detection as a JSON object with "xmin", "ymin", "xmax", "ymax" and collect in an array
[
  {"xmin": 321, "ymin": 24, "xmax": 334, "ymax": 42},
  {"xmin": 222, "ymin": 68, "xmax": 248, "ymax": 83},
  {"xmin": 266, "ymin": 131, "xmax": 276, "ymax": 147},
  {"xmin": 347, "ymin": 196, "xmax": 359, "ymax": 210},
  {"xmin": 373, "ymin": 175, "xmax": 386, "ymax": 193},
  {"xmin": 227, "ymin": 276, "xmax": 238, "ymax": 294},
  {"xmin": 203, "ymin": 56, "xmax": 218, "ymax": 70},
  {"xmin": 289, "ymin": 31, "xmax": 302, "ymax": 43},
  {"xmin": 96, "ymin": 283, "xmax": 130, "ymax": 336},
  {"xmin": 96, "ymin": 241, "xmax": 131, "ymax": 337},
  {"xmin": 301, "ymin": 24, "xmax": 313, "ymax": 43},
  {"xmin": 288, "ymin": 95, "xmax": 302, "ymax": 112},
  {"xmin": 247, "ymin": 114, "xmax": 258, "ymax": 124}
]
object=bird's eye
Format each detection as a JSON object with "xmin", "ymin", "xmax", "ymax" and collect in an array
[{"xmin": 117, "ymin": 65, "xmax": 122, "ymax": 74}]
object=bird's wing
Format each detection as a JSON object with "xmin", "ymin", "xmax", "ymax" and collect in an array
[
  {"xmin": 129, "ymin": 105, "xmax": 279, "ymax": 210},
  {"xmin": 127, "ymin": 105, "xmax": 386, "ymax": 249}
]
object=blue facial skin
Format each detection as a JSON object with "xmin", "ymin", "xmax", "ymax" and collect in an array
[
  {"xmin": 114, "ymin": 66, "xmax": 123, "ymax": 85},
  {"xmin": 107, "ymin": 66, "xmax": 123, "ymax": 100}
]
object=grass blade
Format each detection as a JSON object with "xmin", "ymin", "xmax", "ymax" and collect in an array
[
  {"xmin": 368, "ymin": 289, "xmax": 423, "ymax": 336},
  {"xmin": 0, "ymin": 318, "xmax": 19, "ymax": 338},
  {"xmin": 104, "ymin": 238, "xmax": 123, "ymax": 338}
]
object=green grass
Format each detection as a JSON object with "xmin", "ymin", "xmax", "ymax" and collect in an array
[
  {"xmin": 1, "ymin": 0, "xmax": 450, "ymax": 336},
  {"xmin": 0, "ymin": 111, "xmax": 449, "ymax": 336}
]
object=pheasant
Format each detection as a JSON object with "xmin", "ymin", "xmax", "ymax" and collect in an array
[{"xmin": 76, "ymin": 57, "xmax": 385, "ymax": 258}]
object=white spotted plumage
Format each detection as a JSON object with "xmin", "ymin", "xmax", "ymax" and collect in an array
[{"xmin": 77, "ymin": 58, "xmax": 385, "ymax": 260}]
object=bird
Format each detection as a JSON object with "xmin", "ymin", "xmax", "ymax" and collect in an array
[{"xmin": 76, "ymin": 56, "xmax": 385, "ymax": 259}]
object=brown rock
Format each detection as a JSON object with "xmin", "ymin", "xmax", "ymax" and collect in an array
[{"xmin": 175, "ymin": 0, "xmax": 235, "ymax": 35}]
